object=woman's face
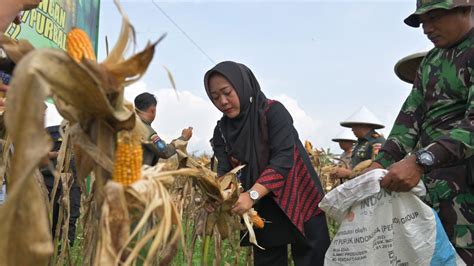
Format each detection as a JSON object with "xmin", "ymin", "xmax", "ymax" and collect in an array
[{"xmin": 208, "ymin": 74, "xmax": 240, "ymax": 119}]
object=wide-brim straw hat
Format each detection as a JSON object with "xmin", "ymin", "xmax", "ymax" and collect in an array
[
  {"xmin": 332, "ymin": 129, "xmax": 357, "ymax": 143},
  {"xmin": 394, "ymin": 51, "xmax": 427, "ymax": 84},
  {"xmin": 340, "ymin": 106, "xmax": 384, "ymax": 129}
]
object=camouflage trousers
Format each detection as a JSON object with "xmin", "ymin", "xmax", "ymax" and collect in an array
[
  {"xmin": 423, "ymin": 164, "xmax": 474, "ymax": 250},
  {"xmin": 457, "ymin": 248, "xmax": 474, "ymax": 264}
]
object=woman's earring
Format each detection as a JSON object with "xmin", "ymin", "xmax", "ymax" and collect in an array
[{"xmin": 249, "ymin": 97, "xmax": 253, "ymax": 103}]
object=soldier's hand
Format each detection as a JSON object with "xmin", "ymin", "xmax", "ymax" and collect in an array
[
  {"xmin": 380, "ymin": 155, "xmax": 422, "ymax": 192},
  {"xmin": 181, "ymin": 127, "xmax": 193, "ymax": 141}
]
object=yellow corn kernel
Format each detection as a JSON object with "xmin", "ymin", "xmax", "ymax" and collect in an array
[
  {"xmin": 66, "ymin": 27, "xmax": 96, "ymax": 63},
  {"xmin": 249, "ymin": 209, "xmax": 265, "ymax": 229},
  {"xmin": 304, "ymin": 140, "xmax": 313, "ymax": 154},
  {"xmin": 112, "ymin": 131, "xmax": 142, "ymax": 186}
]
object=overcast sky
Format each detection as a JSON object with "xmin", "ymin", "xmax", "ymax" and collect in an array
[{"xmin": 91, "ymin": 0, "xmax": 431, "ymax": 155}]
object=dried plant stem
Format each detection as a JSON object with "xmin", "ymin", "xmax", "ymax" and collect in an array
[{"xmin": 202, "ymin": 234, "xmax": 212, "ymax": 266}]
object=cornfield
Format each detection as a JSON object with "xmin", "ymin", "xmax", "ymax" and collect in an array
[{"xmin": 0, "ymin": 1, "xmax": 270, "ymax": 265}]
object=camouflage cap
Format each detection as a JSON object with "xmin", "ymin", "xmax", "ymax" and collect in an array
[{"xmin": 404, "ymin": 0, "xmax": 474, "ymax": 27}]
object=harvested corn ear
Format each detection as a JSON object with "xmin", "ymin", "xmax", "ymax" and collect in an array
[
  {"xmin": 249, "ymin": 208, "xmax": 265, "ymax": 229},
  {"xmin": 66, "ymin": 27, "xmax": 96, "ymax": 62},
  {"xmin": 351, "ymin": 159, "xmax": 373, "ymax": 178},
  {"xmin": 112, "ymin": 130, "xmax": 142, "ymax": 186}
]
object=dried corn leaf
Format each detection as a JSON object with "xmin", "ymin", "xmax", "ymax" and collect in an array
[
  {"xmin": 242, "ymin": 213, "xmax": 264, "ymax": 250},
  {"xmin": 0, "ymin": 35, "xmax": 35, "ymax": 63},
  {"xmin": 102, "ymin": 0, "xmax": 136, "ymax": 67},
  {"xmin": 69, "ymin": 124, "xmax": 114, "ymax": 173},
  {"xmin": 0, "ymin": 2, "xmax": 174, "ymax": 265},
  {"xmin": 13, "ymin": 49, "xmax": 115, "ymax": 118},
  {"xmin": 215, "ymin": 212, "xmax": 232, "ymax": 239},
  {"xmin": 0, "ymin": 63, "xmax": 53, "ymax": 264},
  {"xmin": 106, "ymin": 37, "xmax": 164, "ymax": 86},
  {"xmin": 95, "ymin": 181, "xmax": 130, "ymax": 265},
  {"xmin": 219, "ymin": 164, "xmax": 245, "ymax": 191},
  {"xmin": 164, "ymin": 65, "xmax": 179, "ymax": 100},
  {"xmin": 120, "ymin": 168, "xmax": 185, "ymax": 265}
]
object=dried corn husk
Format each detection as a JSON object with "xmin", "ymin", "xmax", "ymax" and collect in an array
[
  {"xmin": 174, "ymin": 144, "xmax": 264, "ymax": 250},
  {"xmin": 0, "ymin": 56, "xmax": 53, "ymax": 264},
  {"xmin": 0, "ymin": 0, "xmax": 169, "ymax": 264}
]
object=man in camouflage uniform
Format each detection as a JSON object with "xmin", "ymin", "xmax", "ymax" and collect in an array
[
  {"xmin": 371, "ymin": 1, "xmax": 474, "ymax": 262},
  {"xmin": 331, "ymin": 106, "xmax": 385, "ymax": 179},
  {"xmin": 134, "ymin": 92, "xmax": 193, "ymax": 166}
]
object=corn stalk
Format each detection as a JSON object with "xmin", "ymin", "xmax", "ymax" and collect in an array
[{"xmin": 0, "ymin": 0, "xmax": 180, "ymax": 264}]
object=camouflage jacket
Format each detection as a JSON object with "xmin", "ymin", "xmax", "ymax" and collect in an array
[
  {"xmin": 351, "ymin": 130, "xmax": 385, "ymax": 168},
  {"xmin": 375, "ymin": 29, "xmax": 474, "ymax": 248}
]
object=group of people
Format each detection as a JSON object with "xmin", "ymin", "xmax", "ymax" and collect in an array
[
  {"xmin": 330, "ymin": 106, "xmax": 386, "ymax": 180},
  {"xmin": 0, "ymin": 0, "xmax": 473, "ymax": 265},
  {"xmin": 204, "ymin": 1, "xmax": 474, "ymax": 264}
]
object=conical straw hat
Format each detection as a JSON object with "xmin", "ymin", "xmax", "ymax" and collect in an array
[
  {"xmin": 332, "ymin": 129, "xmax": 357, "ymax": 142},
  {"xmin": 340, "ymin": 106, "xmax": 384, "ymax": 129}
]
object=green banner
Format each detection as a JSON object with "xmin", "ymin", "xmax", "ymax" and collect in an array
[{"xmin": 4, "ymin": 0, "xmax": 100, "ymax": 53}]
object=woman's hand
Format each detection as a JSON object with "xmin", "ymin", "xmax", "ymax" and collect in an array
[{"xmin": 232, "ymin": 192, "xmax": 254, "ymax": 216}]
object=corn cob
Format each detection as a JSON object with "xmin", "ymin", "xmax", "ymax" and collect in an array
[
  {"xmin": 112, "ymin": 131, "xmax": 142, "ymax": 186},
  {"xmin": 304, "ymin": 140, "xmax": 313, "ymax": 154},
  {"xmin": 350, "ymin": 159, "xmax": 373, "ymax": 178},
  {"xmin": 66, "ymin": 28, "xmax": 96, "ymax": 63},
  {"xmin": 249, "ymin": 209, "xmax": 265, "ymax": 229}
]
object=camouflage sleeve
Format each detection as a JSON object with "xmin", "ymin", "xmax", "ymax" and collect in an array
[
  {"xmin": 427, "ymin": 77, "xmax": 474, "ymax": 166},
  {"xmin": 374, "ymin": 76, "xmax": 425, "ymax": 168}
]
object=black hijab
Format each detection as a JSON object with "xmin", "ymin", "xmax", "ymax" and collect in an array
[{"xmin": 204, "ymin": 61, "xmax": 269, "ymax": 188}]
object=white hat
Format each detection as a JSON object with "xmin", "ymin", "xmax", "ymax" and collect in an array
[
  {"xmin": 394, "ymin": 51, "xmax": 427, "ymax": 84},
  {"xmin": 332, "ymin": 129, "xmax": 357, "ymax": 142},
  {"xmin": 44, "ymin": 102, "xmax": 63, "ymax": 127},
  {"xmin": 340, "ymin": 106, "xmax": 384, "ymax": 129}
]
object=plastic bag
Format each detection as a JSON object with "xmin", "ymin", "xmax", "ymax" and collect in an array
[{"xmin": 320, "ymin": 169, "xmax": 464, "ymax": 265}]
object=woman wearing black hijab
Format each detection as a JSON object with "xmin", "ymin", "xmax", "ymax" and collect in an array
[{"xmin": 205, "ymin": 61, "xmax": 330, "ymax": 266}]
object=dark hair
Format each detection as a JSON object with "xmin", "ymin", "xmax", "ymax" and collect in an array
[{"xmin": 134, "ymin": 92, "xmax": 157, "ymax": 111}]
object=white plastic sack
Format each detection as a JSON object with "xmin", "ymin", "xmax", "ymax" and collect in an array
[{"xmin": 320, "ymin": 169, "xmax": 464, "ymax": 266}]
